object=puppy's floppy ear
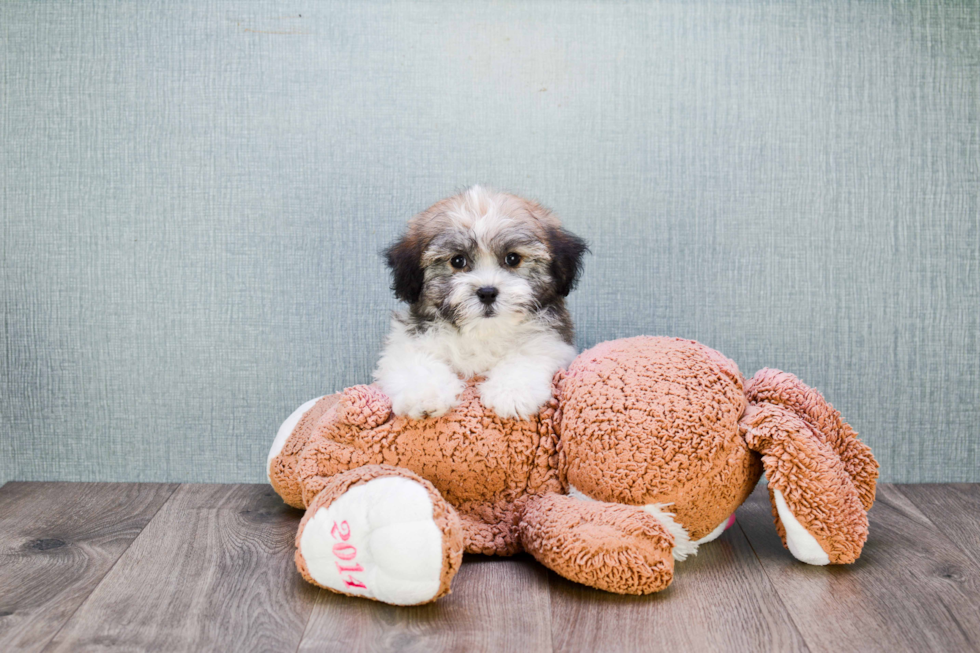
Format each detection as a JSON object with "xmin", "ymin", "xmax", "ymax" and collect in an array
[
  {"xmin": 383, "ymin": 232, "xmax": 426, "ymax": 303},
  {"xmin": 547, "ymin": 226, "xmax": 589, "ymax": 297}
]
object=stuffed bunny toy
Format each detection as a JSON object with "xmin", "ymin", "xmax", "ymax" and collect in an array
[{"xmin": 268, "ymin": 336, "xmax": 877, "ymax": 605}]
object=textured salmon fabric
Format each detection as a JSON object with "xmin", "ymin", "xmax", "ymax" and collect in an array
[
  {"xmin": 295, "ymin": 382, "xmax": 562, "ymax": 555},
  {"xmin": 745, "ymin": 369, "xmax": 879, "ymax": 511},
  {"xmin": 270, "ymin": 335, "xmax": 877, "ymax": 602},
  {"xmin": 520, "ymin": 493, "xmax": 675, "ymax": 594},
  {"xmin": 558, "ymin": 336, "xmax": 762, "ymax": 539},
  {"xmin": 269, "ymin": 394, "xmax": 341, "ymax": 509}
]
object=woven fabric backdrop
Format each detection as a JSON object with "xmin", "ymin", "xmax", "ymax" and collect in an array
[{"xmin": 2, "ymin": 1, "xmax": 978, "ymax": 484}]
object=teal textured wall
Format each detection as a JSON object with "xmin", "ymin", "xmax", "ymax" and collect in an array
[{"xmin": 2, "ymin": 1, "xmax": 978, "ymax": 483}]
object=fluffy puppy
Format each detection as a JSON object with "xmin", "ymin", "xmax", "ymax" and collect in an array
[{"xmin": 374, "ymin": 186, "xmax": 588, "ymax": 420}]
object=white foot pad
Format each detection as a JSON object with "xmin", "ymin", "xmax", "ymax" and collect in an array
[
  {"xmin": 773, "ymin": 489, "xmax": 830, "ymax": 565},
  {"xmin": 299, "ymin": 477, "xmax": 445, "ymax": 605}
]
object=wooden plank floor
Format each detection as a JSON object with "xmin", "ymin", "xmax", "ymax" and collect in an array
[{"xmin": 1, "ymin": 482, "xmax": 977, "ymax": 652}]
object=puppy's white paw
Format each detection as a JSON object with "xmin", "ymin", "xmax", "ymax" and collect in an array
[
  {"xmin": 299, "ymin": 477, "xmax": 446, "ymax": 605},
  {"xmin": 387, "ymin": 368, "xmax": 465, "ymax": 419},
  {"xmin": 479, "ymin": 371, "xmax": 553, "ymax": 420}
]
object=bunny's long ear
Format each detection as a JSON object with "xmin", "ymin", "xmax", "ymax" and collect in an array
[
  {"xmin": 747, "ymin": 369, "xmax": 878, "ymax": 509},
  {"xmin": 741, "ymin": 370, "xmax": 878, "ymax": 565}
]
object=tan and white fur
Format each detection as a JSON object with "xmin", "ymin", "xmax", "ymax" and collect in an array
[{"xmin": 375, "ymin": 186, "xmax": 588, "ymax": 420}]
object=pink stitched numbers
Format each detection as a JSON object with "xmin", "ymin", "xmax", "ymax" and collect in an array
[{"xmin": 330, "ymin": 520, "xmax": 367, "ymax": 589}]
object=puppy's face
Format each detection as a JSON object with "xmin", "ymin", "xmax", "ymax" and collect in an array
[{"xmin": 385, "ymin": 186, "xmax": 587, "ymax": 330}]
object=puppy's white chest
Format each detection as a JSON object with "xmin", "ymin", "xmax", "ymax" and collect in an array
[{"xmin": 433, "ymin": 325, "xmax": 528, "ymax": 377}]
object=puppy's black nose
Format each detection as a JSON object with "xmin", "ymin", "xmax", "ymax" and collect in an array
[{"xmin": 476, "ymin": 286, "xmax": 499, "ymax": 305}]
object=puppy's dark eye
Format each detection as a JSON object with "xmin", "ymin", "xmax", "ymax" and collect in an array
[
  {"xmin": 504, "ymin": 252, "xmax": 522, "ymax": 268},
  {"xmin": 450, "ymin": 255, "xmax": 467, "ymax": 269}
]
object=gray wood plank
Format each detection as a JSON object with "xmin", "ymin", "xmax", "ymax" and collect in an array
[
  {"xmin": 299, "ymin": 553, "xmax": 552, "ymax": 653},
  {"xmin": 43, "ymin": 483, "xmax": 320, "ymax": 653},
  {"xmin": 738, "ymin": 483, "xmax": 980, "ymax": 653},
  {"xmin": 0, "ymin": 482, "xmax": 177, "ymax": 653},
  {"xmin": 898, "ymin": 484, "xmax": 980, "ymax": 569},
  {"xmin": 549, "ymin": 519, "xmax": 808, "ymax": 653}
]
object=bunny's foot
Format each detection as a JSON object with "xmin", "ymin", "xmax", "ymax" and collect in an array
[
  {"xmin": 519, "ymin": 493, "xmax": 675, "ymax": 594},
  {"xmin": 295, "ymin": 465, "xmax": 464, "ymax": 605}
]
